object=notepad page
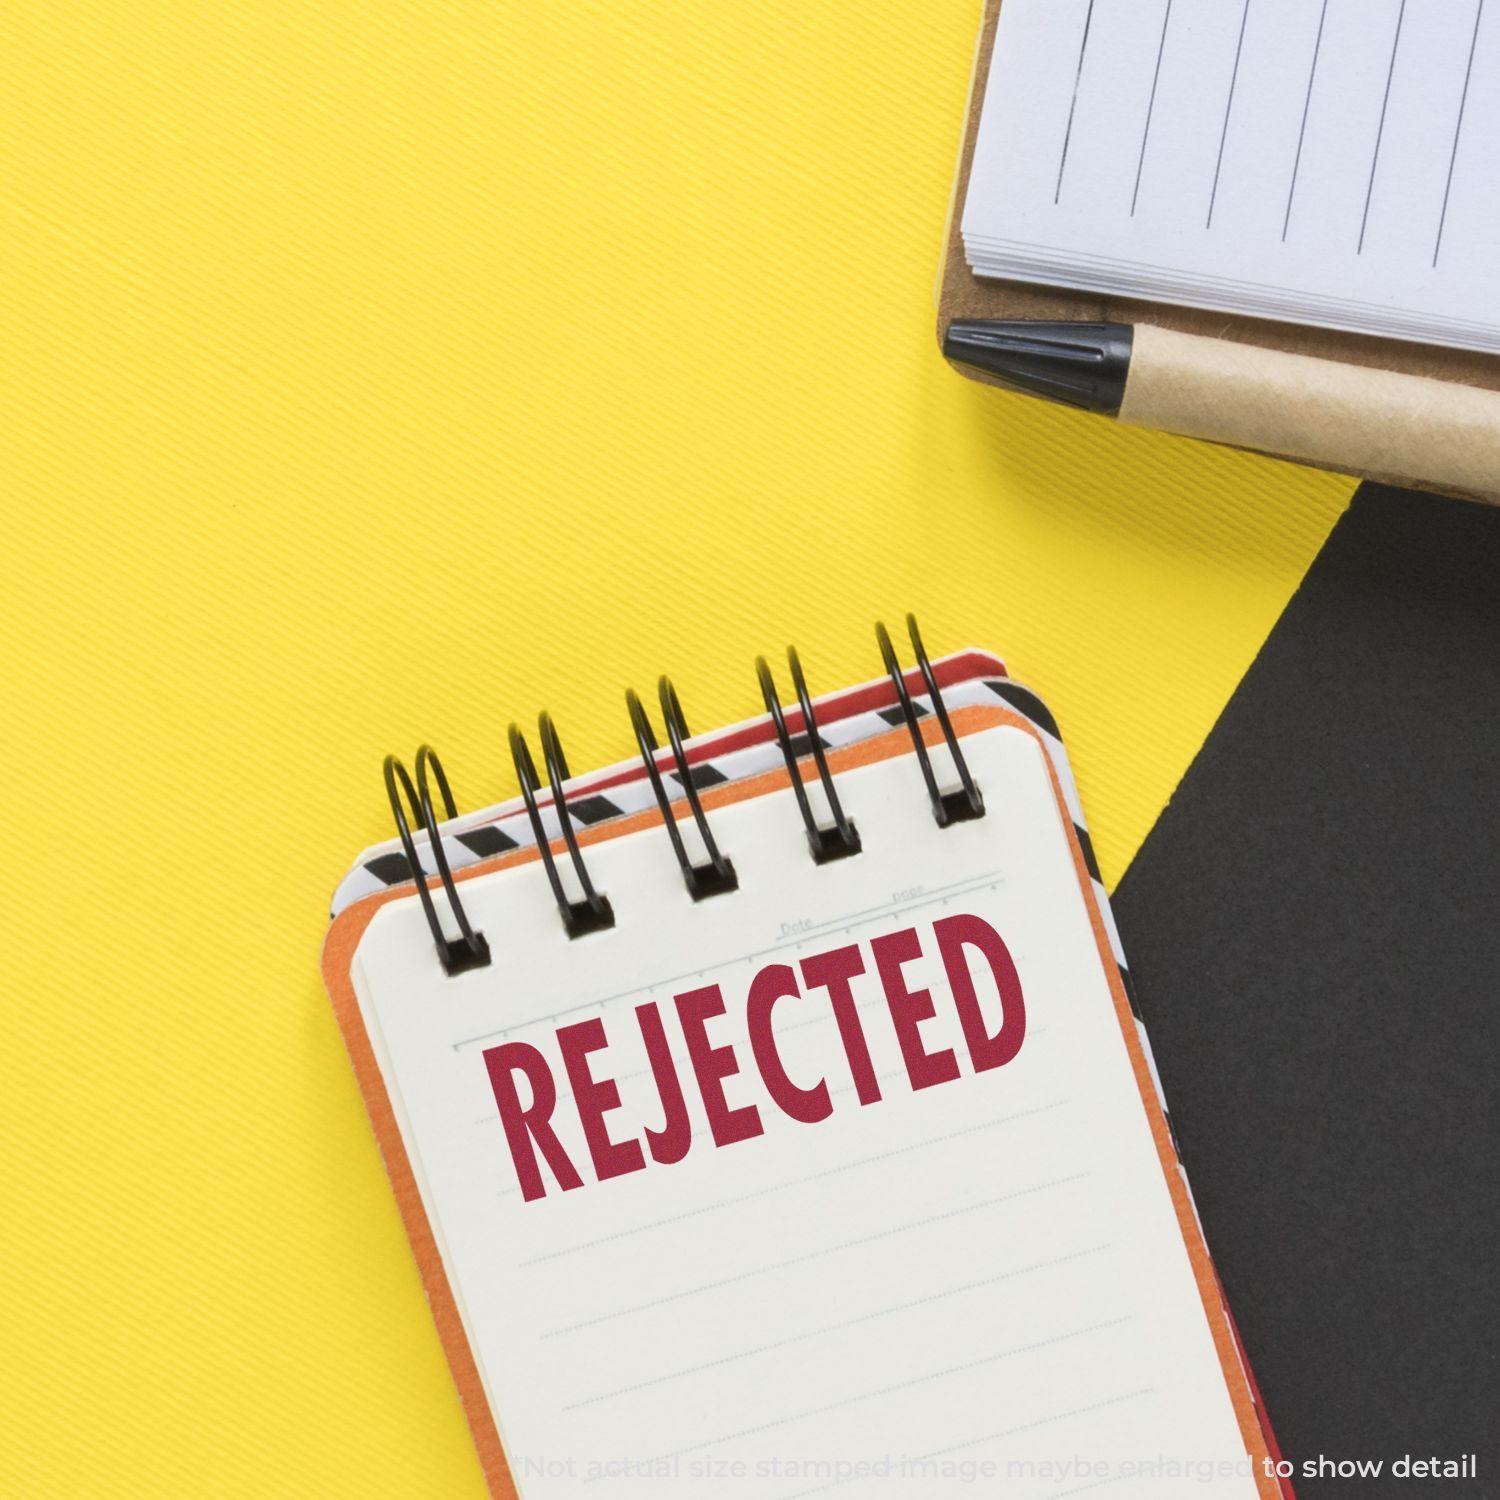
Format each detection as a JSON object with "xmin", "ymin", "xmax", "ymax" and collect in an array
[
  {"xmin": 961, "ymin": 0, "xmax": 1500, "ymax": 351},
  {"xmin": 348, "ymin": 721, "xmax": 1263, "ymax": 1499}
]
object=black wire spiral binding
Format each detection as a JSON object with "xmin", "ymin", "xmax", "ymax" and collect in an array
[
  {"xmin": 756, "ymin": 649, "xmax": 861, "ymax": 863},
  {"xmin": 626, "ymin": 680, "xmax": 739, "ymax": 899},
  {"xmin": 382, "ymin": 748, "xmax": 492, "ymax": 975},
  {"xmin": 509, "ymin": 717, "xmax": 616, "ymax": 936},
  {"xmin": 381, "ymin": 615, "xmax": 986, "ymax": 969},
  {"xmin": 875, "ymin": 613, "xmax": 985, "ymax": 827}
]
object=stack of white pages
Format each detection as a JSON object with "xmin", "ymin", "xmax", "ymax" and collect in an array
[{"xmin": 961, "ymin": 0, "xmax": 1500, "ymax": 354}]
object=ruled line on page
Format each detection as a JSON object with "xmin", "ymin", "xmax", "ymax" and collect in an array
[
  {"xmin": 1435, "ymin": 0, "xmax": 1486, "ymax": 265},
  {"xmin": 1055, "ymin": 0, "xmax": 1098, "ymax": 203},
  {"xmin": 1359, "ymin": 0, "xmax": 1409, "ymax": 254},
  {"xmin": 612, "ymin": 1315, "xmax": 1131, "ymax": 1475},
  {"xmin": 779, "ymin": 1389, "xmax": 1154, "ymax": 1500},
  {"xmin": 1206, "ymin": 0, "xmax": 1253, "ymax": 230},
  {"xmin": 1283, "ymin": 0, "xmax": 1330, "ymax": 240},
  {"xmin": 563, "ymin": 1243, "xmax": 1111, "ymax": 1412},
  {"xmin": 1131, "ymin": 0, "xmax": 1174, "ymax": 217},
  {"xmin": 540, "ymin": 1172, "xmax": 1088, "ymax": 1338},
  {"xmin": 517, "ymin": 1100, "xmax": 1068, "ymax": 1265},
  {"xmin": 451, "ymin": 868, "xmax": 1006, "ymax": 1050}
]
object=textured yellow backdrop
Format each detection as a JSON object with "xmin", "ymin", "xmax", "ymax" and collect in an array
[{"xmin": 1, "ymin": 2, "xmax": 1350, "ymax": 1494}]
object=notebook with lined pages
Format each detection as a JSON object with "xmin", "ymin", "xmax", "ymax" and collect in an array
[{"xmin": 321, "ymin": 622, "xmax": 1290, "ymax": 1499}]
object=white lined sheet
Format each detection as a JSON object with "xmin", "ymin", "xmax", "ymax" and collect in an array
[
  {"xmin": 962, "ymin": 0, "xmax": 1500, "ymax": 351},
  {"xmin": 346, "ymin": 723, "xmax": 1262, "ymax": 1498}
]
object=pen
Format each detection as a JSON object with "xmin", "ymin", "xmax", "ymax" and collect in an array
[{"xmin": 942, "ymin": 319, "xmax": 1500, "ymax": 504}]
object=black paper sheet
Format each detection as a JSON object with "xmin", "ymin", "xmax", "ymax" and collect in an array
[{"xmin": 1112, "ymin": 484, "xmax": 1500, "ymax": 1498}]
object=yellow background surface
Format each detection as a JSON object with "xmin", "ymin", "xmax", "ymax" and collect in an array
[{"xmin": 2, "ymin": 3, "xmax": 1350, "ymax": 1493}]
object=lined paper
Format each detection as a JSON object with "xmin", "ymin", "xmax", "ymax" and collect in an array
[
  {"xmin": 347, "ymin": 721, "xmax": 1263, "ymax": 1498},
  {"xmin": 962, "ymin": 0, "xmax": 1500, "ymax": 351}
]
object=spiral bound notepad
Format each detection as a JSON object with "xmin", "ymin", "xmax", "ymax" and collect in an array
[{"xmin": 321, "ymin": 624, "xmax": 1289, "ymax": 1500}]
